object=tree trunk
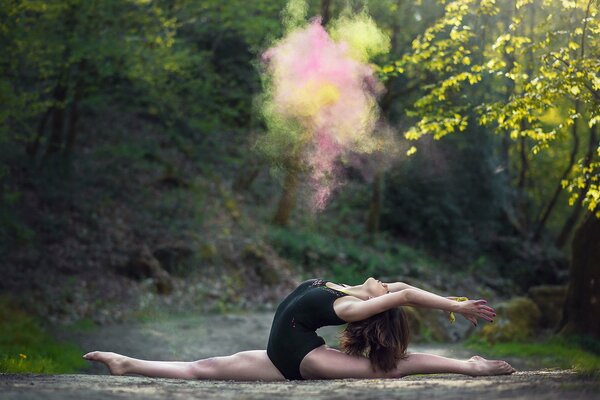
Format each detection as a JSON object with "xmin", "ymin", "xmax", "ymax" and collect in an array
[
  {"xmin": 558, "ymin": 212, "xmax": 600, "ymax": 339},
  {"xmin": 64, "ymin": 62, "xmax": 86, "ymax": 158},
  {"xmin": 42, "ymin": 81, "xmax": 68, "ymax": 162},
  {"xmin": 533, "ymin": 101, "xmax": 580, "ymax": 241},
  {"xmin": 272, "ymin": 167, "xmax": 300, "ymax": 227},
  {"xmin": 516, "ymin": 132, "xmax": 530, "ymax": 232},
  {"xmin": 320, "ymin": 0, "xmax": 332, "ymax": 27},
  {"xmin": 26, "ymin": 108, "xmax": 52, "ymax": 158}
]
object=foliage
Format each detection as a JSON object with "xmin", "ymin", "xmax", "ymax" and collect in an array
[
  {"xmin": 267, "ymin": 225, "xmax": 439, "ymax": 284},
  {"xmin": 563, "ymin": 154, "xmax": 600, "ymax": 217},
  {"xmin": 0, "ymin": 0, "xmax": 286, "ymax": 163},
  {"xmin": 0, "ymin": 297, "xmax": 86, "ymax": 373},
  {"xmin": 384, "ymin": 0, "xmax": 600, "ymax": 219},
  {"xmin": 0, "ymin": 0, "xmax": 178, "ymax": 150},
  {"xmin": 1, "ymin": 0, "xmax": 597, "ymax": 331}
]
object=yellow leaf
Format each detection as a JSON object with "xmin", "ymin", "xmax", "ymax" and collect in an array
[
  {"xmin": 570, "ymin": 86, "xmax": 581, "ymax": 95},
  {"xmin": 448, "ymin": 297, "xmax": 469, "ymax": 324},
  {"xmin": 406, "ymin": 146, "xmax": 417, "ymax": 156}
]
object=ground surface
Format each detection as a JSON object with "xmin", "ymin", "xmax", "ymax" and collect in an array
[{"xmin": 2, "ymin": 313, "xmax": 598, "ymax": 399}]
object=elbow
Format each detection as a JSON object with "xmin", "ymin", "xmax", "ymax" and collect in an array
[{"xmin": 400, "ymin": 288, "xmax": 417, "ymax": 305}]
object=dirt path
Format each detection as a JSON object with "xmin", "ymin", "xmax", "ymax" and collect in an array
[
  {"xmin": 2, "ymin": 370, "xmax": 595, "ymax": 400},
  {"xmin": 2, "ymin": 313, "xmax": 598, "ymax": 399}
]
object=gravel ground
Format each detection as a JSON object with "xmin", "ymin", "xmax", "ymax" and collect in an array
[{"xmin": 1, "ymin": 370, "xmax": 597, "ymax": 400}]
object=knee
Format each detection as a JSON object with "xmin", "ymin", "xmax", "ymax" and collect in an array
[
  {"xmin": 192, "ymin": 357, "xmax": 221, "ymax": 379},
  {"xmin": 387, "ymin": 369, "xmax": 405, "ymax": 379}
]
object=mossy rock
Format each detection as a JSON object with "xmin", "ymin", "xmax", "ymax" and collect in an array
[
  {"xmin": 477, "ymin": 297, "xmax": 541, "ymax": 343},
  {"xmin": 117, "ymin": 245, "xmax": 173, "ymax": 295},
  {"xmin": 403, "ymin": 307, "xmax": 464, "ymax": 342},
  {"xmin": 242, "ymin": 243, "xmax": 290, "ymax": 286},
  {"xmin": 153, "ymin": 242, "xmax": 194, "ymax": 276},
  {"xmin": 527, "ymin": 285, "xmax": 567, "ymax": 329},
  {"xmin": 199, "ymin": 242, "xmax": 217, "ymax": 261}
]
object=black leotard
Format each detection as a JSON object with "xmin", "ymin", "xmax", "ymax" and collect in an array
[{"xmin": 266, "ymin": 278, "xmax": 348, "ymax": 380}]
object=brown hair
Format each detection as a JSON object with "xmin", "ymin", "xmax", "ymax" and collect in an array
[{"xmin": 339, "ymin": 307, "xmax": 410, "ymax": 373}]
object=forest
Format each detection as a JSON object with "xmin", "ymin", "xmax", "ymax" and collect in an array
[{"xmin": 1, "ymin": 0, "xmax": 599, "ymax": 378}]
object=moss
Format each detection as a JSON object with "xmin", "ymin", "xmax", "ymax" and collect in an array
[{"xmin": 0, "ymin": 296, "xmax": 87, "ymax": 374}]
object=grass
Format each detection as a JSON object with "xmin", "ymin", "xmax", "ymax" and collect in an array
[
  {"xmin": 0, "ymin": 296, "xmax": 87, "ymax": 374},
  {"xmin": 466, "ymin": 337, "xmax": 600, "ymax": 377}
]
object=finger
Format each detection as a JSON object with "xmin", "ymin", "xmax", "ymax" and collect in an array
[
  {"xmin": 479, "ymin": 313, "xmax": 494, "ymax": 322},
  {"xmin": 474, "ymin": 299, "xmax": 488, "ymax": 305},
  {"xmin": 479, "ymin": 309, "xmax": 496, "ymax": 318}
]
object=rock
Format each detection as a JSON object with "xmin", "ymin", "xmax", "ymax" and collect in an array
[
  {"xmin": 403, "ymin": 307, "xmax": 473, "ymax": 343},
  {"xmin": 527, "ymin": 285, "xmax": 567, "ymax": 330},
  {"xmin": 117, "ymin": 246, "xmax": 173, "ymax": 295},
  {"xmin": 242, "ymin": 242, "xmax": 292, "ymax": 286},
  {"xmin": 404, "ymin": 307, "xmax": 440, "ymax": 342},
  {"xmin": 477, "ymin": 297, "xmax": 541, "ymax": 343},
  {"xmin": 153, "ymin": 242, "xmax": 194, "ymax": 276}
]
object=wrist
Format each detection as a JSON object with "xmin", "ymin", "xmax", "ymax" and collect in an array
[{"xmin": 450, "ymin": 301, "xmax": 462, "ymax": 313}]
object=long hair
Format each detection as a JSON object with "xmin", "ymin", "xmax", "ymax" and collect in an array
[{"xmin": 339, "ymin": 307, "xmax": 410, "ymax": 373}]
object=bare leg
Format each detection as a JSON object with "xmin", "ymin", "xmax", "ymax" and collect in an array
[
  {"xmin": 394, "ymin": 354, "xmax": 516, "ymax": 377},
  {"xmin": 300, "ymin": 346, "xmax": 516, "ymax": 379},
  {"xmin": 83, "ymin": 350, "xmax": 286, "ymax": 381}
]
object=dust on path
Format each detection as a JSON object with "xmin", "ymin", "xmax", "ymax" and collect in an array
[{"xmin": 2, "ymin": 312, "xmax": 597, "ymax": 399}]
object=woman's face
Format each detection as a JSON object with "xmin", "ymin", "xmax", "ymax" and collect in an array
[{"xmin": 363, "ymin": 277, "xmax": 389, "ymax": 298}]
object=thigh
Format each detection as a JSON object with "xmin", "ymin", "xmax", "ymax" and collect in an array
[
  {"xmin": 203, "ymin": 350, "xmax": 286, "ymax": 381},
  {"xmin": 299, "ymin": 346, "xmax": 398, "ymax": 380}
]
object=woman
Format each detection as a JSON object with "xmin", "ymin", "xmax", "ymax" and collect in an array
[{"xmin": 84, "ymin": 277, "xmax": 516, "ymax": 380}]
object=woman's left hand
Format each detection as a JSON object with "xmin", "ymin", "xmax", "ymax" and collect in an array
[{"xmin": 457, "ymin": 299, "xmax": 496, "ymax": 326}]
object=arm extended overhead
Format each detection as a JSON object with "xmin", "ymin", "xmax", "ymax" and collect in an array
[{"xmin": 335, "ymin": 287, "xmax": 496, "ymax": 323}]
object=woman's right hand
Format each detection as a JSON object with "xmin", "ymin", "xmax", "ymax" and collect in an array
[{"xmin": 457, "ymin": 299, "xmax": 496, "ymax": 326}]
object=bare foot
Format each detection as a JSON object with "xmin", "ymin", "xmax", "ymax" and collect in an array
[
  {"xmin": 83, "ymin": 351, "xmax": 131, "ymax": 376},
  {"xmin": 467, "ymin": 355, "xmax": 516, "ymax": 376}
]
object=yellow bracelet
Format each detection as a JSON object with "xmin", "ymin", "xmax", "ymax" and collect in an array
[{"xmin": 448, "ymin": 297, "xmax": 469, "ymax": 324}]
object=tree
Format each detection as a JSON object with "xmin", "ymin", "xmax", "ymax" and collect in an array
[
  {"xmin": 0, "ymin": 0, "xmax": 179, "ymax": 166},
  {"xmin": 382, "ymin": 0, "xmax": 599, "ymax": 334}
]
